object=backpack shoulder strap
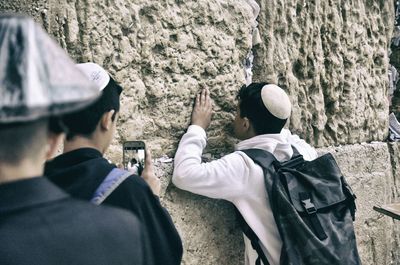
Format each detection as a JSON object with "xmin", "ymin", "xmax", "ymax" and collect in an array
[
  {"xmin": 241, "ymin": 148, "xmax": 277, "ymax": 169},
  {"xmin": 91, "ymin": 168, "xmax": 133, "ymax": 205},
  {"xmin": 237, "ymin": 148, "xmax": 278, "ymax": 265},
  {"xmin": 291, "ymin": 145, "xmax": 301, "ymax": 157},
  {"xmin": 235, "ymin": 207, "xmax": 270, "ymax": 265},
  {"xmin": 241, "ymin": 148, "xmax": 278, "ymax": 198}
]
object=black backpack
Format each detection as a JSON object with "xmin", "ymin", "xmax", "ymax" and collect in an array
[{"xmin": 236, "ymin": 148, "xmax": 361, "ymax": 265}]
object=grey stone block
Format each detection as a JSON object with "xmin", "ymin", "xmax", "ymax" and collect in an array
[{"xmin": 319, "ymin": 143, "xmax": 399, "ymax": 265}]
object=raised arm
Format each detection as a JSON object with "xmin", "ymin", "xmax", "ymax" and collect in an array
[{"xmin": 172, "ymin": 89, "xmax": 250, "ymax": 200}]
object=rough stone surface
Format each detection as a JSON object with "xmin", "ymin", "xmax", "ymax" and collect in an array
[
  {"xmin": 40, "ymin": 0, "xmax": 253, "ymax": 158},
  {"xmin": 386, "ymin": 143, "xmax": 400, "ymax": 264},
  {"xmin": 319, "ymin": 143, "xmax": 400, "ymax": 265},
  {"xmin": 0, "ymin": 0, "xmax": 49, "ymax": 26},
  {"xmin": 1, "ymin": 1, "xmax": 400, "ymax": 264},
  {"xmin": 254, "ymin": 0, "xmax": 393, "ymax": 147},
  {"xmin": 1, "ymin": 0, "xmax": 394, "ymax": 151}
]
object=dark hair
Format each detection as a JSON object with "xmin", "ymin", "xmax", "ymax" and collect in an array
[
  {"xmin": 237, "ymin": 82, "xmax": 287, "ymax": 135},
  {"xmin": 0, "ymin": 119, "xmax": 48, "ymax": 164},
  {"xmin": 63, "ymin": 77, "xmax": 122, "ymax": 140}
]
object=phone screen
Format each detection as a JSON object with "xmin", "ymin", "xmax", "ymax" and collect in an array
[{"xmin": 123, "ymin": 141, "xmax": 145, "ymax": 175}]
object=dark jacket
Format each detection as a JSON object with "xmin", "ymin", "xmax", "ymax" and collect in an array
[
  {"xmin": 0, "ymin": 177, "xmax": 147, "ymax": 265},
  {"xmin": 45, "ymin": 148, "xmax": 183, "ymax": 265}
]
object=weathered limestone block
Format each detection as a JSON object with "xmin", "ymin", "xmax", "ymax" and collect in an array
[
  {"xmin": 254, "ymin": 0, "xmax": 394, "ymax": 147},
  {"xmin": 38, "ymin": 0, "xmax": 254, "ymax": 158},
  {"xmin": 319, "ymin": 143, "xmax": 400, "ymax": 265},
  {"xmin": 1, "ymin": 0, "xmax": 255, "ymax": 156},
  {"xmin": 2, "ymin": 0, "xmax": 395, "ymax": 150},
  {"xmin": 387, "ymin": 142, "xmax": 400, "ymax": 263},
  {"xmin": 388, "ymin": 143, "xmax": 400, "ymax": 201}
]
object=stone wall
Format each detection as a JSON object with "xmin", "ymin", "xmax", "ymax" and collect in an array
[
  {"xmin": 253, "ymin": 0, "xmax": 393, "ymax": 147},
  {"xmin": 319, "ymin": 143, "xmax": 400, "ymax": 265},
  {"xmin": 1, "ymin": 0, "xmax": 393, "ymax": 151},
  {"xmin": 1, "ymin": 0, "xmax": 400, "ymax": 264},
  {"xmin": 42, "ymin": 0, "xmax": 254, "ymax": 158}
]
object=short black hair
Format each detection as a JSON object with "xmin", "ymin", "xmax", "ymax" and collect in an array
[
  {"xmin": 0, "ymin": 119, "xmax": 48, "ymax": 164},
  {"xmin": 237, "ymin": 82, "xmax": 287, "ymax": 135},
  {"xmin": 63, "ymin": 77, "xmax": 122, "ymax": 140}
]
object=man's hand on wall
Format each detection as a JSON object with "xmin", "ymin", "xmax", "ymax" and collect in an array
[{"xmin": 191, "ymin": 88, "xmax": 212, "ymax": 130}]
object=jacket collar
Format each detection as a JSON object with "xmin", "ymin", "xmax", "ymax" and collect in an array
[
  {"xmin": 0, "ymin": 177, "xmax": 69, "ymax": 214},
  {"xmin": 235, "ymin": 129, "xmax": 294, "ymax": 161},
  {"xmin": 47, "ymin": 148, "xmax": 103, "ymax": 169}
]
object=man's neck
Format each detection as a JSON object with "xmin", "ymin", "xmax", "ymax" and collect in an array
[
  {"xmin": 0, "ymin": 159, "xmax": 43, "ymax": 184},
  {"xmin": 63, "ymin": 137, "xmax": 104, "ymax": 154}
]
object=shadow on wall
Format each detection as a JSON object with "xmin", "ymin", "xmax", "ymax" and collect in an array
[{"xmin": 389, "ymin": 1, "xmax": 400, "ymax": 141}]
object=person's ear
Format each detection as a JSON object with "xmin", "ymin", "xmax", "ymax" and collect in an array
[
  {"xmin": 46, "ymin": 133, "xmax": 64, "ymax": 160},
  {"xmin": 243, "ymin": 117, "xmax": 251, "ymax": 131},
  {"xmin": 100, "ymin": 110, "xmax": 115, "ymax": 131},
  {"xmin": 244, "ymin": 117, "xmax": 257, "ymax": 137}
]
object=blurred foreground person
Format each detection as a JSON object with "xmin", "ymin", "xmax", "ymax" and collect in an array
[
  {"xmin": 0, "ymin": 14, "xmax": 148, "ymax": 265},
  {"xmin": 45, "ymin": 63, "xmax": 183, "ymax": 265}
]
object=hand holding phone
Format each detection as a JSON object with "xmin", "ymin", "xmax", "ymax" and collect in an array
[
  {"xmin": 122, "ymin": 141, "xmax": 160, "ymax": 196},
  {"xmin": 140, "ymin": 149, "xmax": 161, "ymax": 197}
]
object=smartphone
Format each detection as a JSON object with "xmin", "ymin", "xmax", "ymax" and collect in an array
[{"xmin": 123, "ymin": 141, "xmax": 145, "ymax": 175}]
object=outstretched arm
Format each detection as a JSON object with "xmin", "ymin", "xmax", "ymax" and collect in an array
[{"xmin": 173, "ymin": 89, "xmax": 250, "ymax": 200}]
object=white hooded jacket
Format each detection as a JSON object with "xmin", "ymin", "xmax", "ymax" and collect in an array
[{"xmin": 173, "ymin": 125, "xmax": 318, "ymax": 265}]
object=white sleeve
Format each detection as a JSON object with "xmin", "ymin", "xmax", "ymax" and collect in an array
[{"xmin": 172, "ymin": 125, "xmax": 250, "ymax": 200}]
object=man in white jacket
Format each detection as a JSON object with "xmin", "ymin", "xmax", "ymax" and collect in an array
[{"xmin": 172, "ymin": 83, "xmax": 318, "ymax": 265}]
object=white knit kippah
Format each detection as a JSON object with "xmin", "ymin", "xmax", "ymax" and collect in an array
[
  {"xmin": 76, "ymin": 63, "xmax": 110, "ymax": 91},
  {"xmin": 260, "ymin": 84, "xmax": 291, "ymax": 119}
]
